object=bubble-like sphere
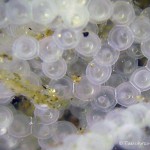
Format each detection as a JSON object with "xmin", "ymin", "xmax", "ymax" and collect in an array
[
  {"xmin": 94, "ymin": 43, "xmax": 120, "ymax": 66},
  {"xmin": 130, "ymin": 16, "xmax": 150, "ymax": 43},
  {"xmin": 53, "ymin": 28, "xmax": 81, "ymax": 50},
  {"xmin": 114, "ymin": 53, "xmax": 138, "ymax": 76},
  {"xmin": 108, "ymin": 25, "xmax": 134, "ymax": 51},
  {"xmin": 39, "ymin": 37, "xmax": 64, "ymax": 63},
  {"xmin": 8, "ymin": 114, "xmax": 31, "ymax": 138},
  {"xmin": 88, "ymin": 0, "xmax": 113, "ymax": 23},
  {"xmin": 86, "ymin": 61, "xmax": 112, "ymax": 85},
  {"xmin": 115, "ymin": 82, "xmax": 141, "ymax": 107},
  {"xmin": 75, "ymin": 31, "xmax": 101, "ymax": 57},
  {"xmin": 91, "ymin": 86, "xmax": 117, "ymax": 112},
  {"xmin": 6, "ymin": 0, "xmax": 32, "ymax": 25},
  {"xmin": 31, "ymin": 0, "xmax": 58, "ymax": 25},
  {"xmin": 73, "ymin": 76, "xmax": 98, "ymax": 101},
  {"xmin": 111, "ymin": 1, "xmax": 135, "ymax": 25},
  {"xmin": 42, "ymin": 59, "xmax": 67, "ymax": 80},
  {"xmin": 12, "ymin": 35, "xmax": 39, "ymax": 60},
  {"xmin": 130, "ymin": 67, "xmax": 150, "ymax": 91}
]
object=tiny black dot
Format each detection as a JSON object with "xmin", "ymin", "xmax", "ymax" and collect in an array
[
  {"xmin": 42, "ymin": 85, "xmax": 47, "ymax": 89},
  {"xmin": 83, "ymin": 32, "xmax": 89, "ymax": 37}
]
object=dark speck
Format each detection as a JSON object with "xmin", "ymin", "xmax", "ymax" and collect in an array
[{"xmin": 83, "ymin": 32, "xmax": 89, "ymax": 37}]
